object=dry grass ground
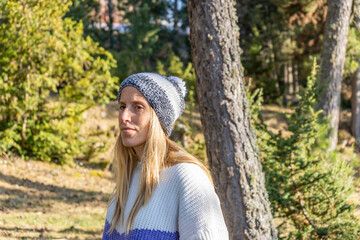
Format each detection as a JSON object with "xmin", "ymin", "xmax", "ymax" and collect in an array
[
  {"xmin": 0, "ymin": 103, "xmax": 359, "ymax": 239},
  {"xmin": 0, "ymin": 158, "xmax": 114, "ymax": 239}
]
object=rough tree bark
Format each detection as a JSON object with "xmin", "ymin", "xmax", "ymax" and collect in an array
[
  {"xmin": 318, "ymin": 0, "xmax": 352, "ymax": 149},
  {"xmin": 187, "ymin": 1, "xmax": 277, "ymax": 239},
  {"xmin": 351, "ymin": 0, "xmax": 360, "ymax": 145}
]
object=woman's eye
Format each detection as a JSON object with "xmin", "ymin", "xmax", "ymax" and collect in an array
[
  {"xmin": 119, "ymin": 105, "xmax": 125, "ymax": 110},
  {"xmin": 136, "ymin": 105, "xmax": 144, "ymax": 110}
]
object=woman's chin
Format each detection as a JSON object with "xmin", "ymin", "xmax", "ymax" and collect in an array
[
  {"xmin": 122, "ymin": 141, "xmax": 136, "ymax": 148},
  {"xmin": 121, "ymin": 138, "xmax": 145, "ymax": 149}
]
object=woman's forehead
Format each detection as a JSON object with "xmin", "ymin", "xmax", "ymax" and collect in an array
[{"xmin": 120, "ymin": 86, "xmax": 148, "ymax": 103}]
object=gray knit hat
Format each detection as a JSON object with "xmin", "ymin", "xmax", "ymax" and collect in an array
[{"xmin": 118, "ymin": 72, "xmax": 187, "ymax": 136}]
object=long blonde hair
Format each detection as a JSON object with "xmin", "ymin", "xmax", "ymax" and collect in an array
[{"xmin": 109, "ymin": 108, "xmax": 212, "ymax": 233}]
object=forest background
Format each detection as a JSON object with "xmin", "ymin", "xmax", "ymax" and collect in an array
[{"xmin": 0, "ymin": 0, "xmax": 360, "ymax": 239}]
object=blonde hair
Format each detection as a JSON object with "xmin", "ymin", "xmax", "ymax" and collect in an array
[{"xmin": 109, "ymin": 108, "xmax": 212, "ymax": 233}]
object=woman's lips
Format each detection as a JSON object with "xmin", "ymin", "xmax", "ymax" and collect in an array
[{"xmin": 121, "ymin": 127, "xmax": 136, "ymax": 133}]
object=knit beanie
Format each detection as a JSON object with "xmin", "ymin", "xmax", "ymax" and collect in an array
[{"xmin": 118, "ymin": 72, "xmax": 187, "ymax": 136}]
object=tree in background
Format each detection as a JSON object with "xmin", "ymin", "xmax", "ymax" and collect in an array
[
  {"xmin": 114, "ymin": 0, "xmax": 169, "ymax": 80},
  {"xmin": 65, "ymin": 0, "xmax": 104, "ymax": 44},
  {"xmin": 237, "ymin": 0, "xmax": 327, "ymax": 103},
  {"xmin": 0, "ymin": 0, "xmax": 117, "ymax": 163},
  {"xmin": 168, "ymin": 0, "xmax": 192, "ymax": 60},
  {"xmin": 187, "ymin": 0, "xmax": 277, "ymax": 238},
  {"xmin": 351, "ymin": 0, "xmax": 360, "ymax": 145},
  {"xmin": 237, "ymin": 0, "xmax": 284, "ymax": 100},
  {"xmin": 318, "ymin": 0, "xmax": 352, "ymax": 150},
  {"xmin": 66, "ymin": 0, "xmax": 192, "ymax": 81},
  {"xmin": 250, "ymin": 62, "xmax": 360, "ymax": 239}
]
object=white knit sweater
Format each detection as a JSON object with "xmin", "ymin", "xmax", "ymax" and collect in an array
[{"xmin": 102, "ymin": 162, "xmax": 229, "ymax": 240}]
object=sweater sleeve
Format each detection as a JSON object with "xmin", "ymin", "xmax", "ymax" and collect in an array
[{"xmin": 176, "ymin": 163, "xmax": 229, "ymax": 240}]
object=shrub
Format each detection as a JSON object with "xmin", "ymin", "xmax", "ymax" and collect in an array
[{"xmin": 0, "ymin": 0, "xmax": 118, "ymax": 164}]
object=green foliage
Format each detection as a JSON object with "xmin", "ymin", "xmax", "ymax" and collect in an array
[
  {"xmin": 65, "ymin": 0, "xmax": 103, "ymax": 44},
  {"xmin": 344, "ymin": 25, "xmax": 360, "ymax": 77},
  {"xmin": 239, "ymin": 0, "xmax": 326, "ymax": 102},
  {"xmin": 114, "ymin": 0, "xmax": 168, "ymax": 80},
  {"xmin": 249, "ymin": 62, "xmax": 360, "ymax": 238},
  {"xmin": 186, "ymin": 137, "xmax": 206, "ymax": 163},
  {"xmin": 0, "ymin": 0, "xmax": 118, "ymax": 164}
]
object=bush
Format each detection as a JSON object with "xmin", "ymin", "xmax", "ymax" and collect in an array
[
  {"xmin": 249, "ymin": 61, "xmax": 360, "ymax": 238},
  {"xmin": 0, "ymin": 0, "xmax": 118, "ymax": 164}
]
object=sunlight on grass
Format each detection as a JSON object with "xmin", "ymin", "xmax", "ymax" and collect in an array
[{"xmin": 0, "ymin": 158, "xmax": 113, "ymax": 239}]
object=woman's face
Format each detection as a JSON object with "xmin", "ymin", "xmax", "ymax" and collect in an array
[{"xmin": 119, "ymin": 86, "xmax": 151, "ymax": 150}]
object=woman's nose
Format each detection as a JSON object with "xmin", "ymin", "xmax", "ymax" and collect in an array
[{"xmin": 120, "ymin": 108, "xmax": 131, "ymax": 123}]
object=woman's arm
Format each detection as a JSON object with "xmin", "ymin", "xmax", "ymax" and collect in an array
[{"xmin": 177, "ymin": 163, "xmax": 229, "ymax": 240}]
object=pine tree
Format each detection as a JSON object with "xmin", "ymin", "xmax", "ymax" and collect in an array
[{"xmin": 250, "ymin": 61, "xmax": 360, "ymax": 238}]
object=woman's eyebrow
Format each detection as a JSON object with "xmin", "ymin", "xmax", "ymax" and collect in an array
[
  {"xmin": 119, "ymin": 100, "xmax": 148, "ymax": 105},
  {"xmin": 132, "ymin": 100, "xmax": 147, "ymax": 105}
]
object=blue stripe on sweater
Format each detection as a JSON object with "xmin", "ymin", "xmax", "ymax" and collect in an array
[{"xmin": 102, "ymin": 220, "xmax": 180, "ymax": 240}]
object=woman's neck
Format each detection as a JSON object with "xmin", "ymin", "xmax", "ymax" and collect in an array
[{"xmin": 133, "ymin": 144, "xmax": 145, "ymax": 161}]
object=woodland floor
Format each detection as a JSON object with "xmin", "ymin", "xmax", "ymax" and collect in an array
[{"xmin": 0, "ymin": 102, "xmax": 359, "ymax": 239}]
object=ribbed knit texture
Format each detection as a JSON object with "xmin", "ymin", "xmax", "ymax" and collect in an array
[
  {"xmin": 102, "ymin": 163, "xmax": 228, "ymax": 240},
  {"xmin": 118, "ymin": 73, "xmax": 186, "ymax": 136}
]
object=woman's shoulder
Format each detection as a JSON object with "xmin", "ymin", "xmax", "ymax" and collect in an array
[
  {"xmin": 163, "ymin": 162, "xmax": 213, "ymax": 190},
  {"xmin": 166, "ymin": 162, "xmax": 208, "ymax": 178}
]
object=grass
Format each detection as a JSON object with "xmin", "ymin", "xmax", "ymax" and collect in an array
[{"xmin": 0, "ymin": 158, "xmax": 114, "ymax": 239}]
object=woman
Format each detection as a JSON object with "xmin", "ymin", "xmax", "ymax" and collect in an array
[{"xmin": 103, "ymin": 73, "xmax": 228, "ymax": 240}]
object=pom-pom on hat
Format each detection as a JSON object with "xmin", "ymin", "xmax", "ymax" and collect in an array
[{"xmin": 118, "ymin": 72, "xmax": 187, "ymax": 136}]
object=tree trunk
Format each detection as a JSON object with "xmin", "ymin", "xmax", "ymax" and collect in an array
[
  {"xmin": 351, "ymin": 0, "xmax": 360, "ymax": 145},
  {"xmin": 173, "ymin": 0, "xmax": 179, "ymax": 34},
  {"xmin": 318, "ymin": 0, "xmax": 352, "ymax": 150},
  {"xmin": 289, "ymin": 61, "xmax": 294, "ymax": 94},
  {"xmin": 351, "ymin": 68, "xmax": 360, "ymax": 144},
  {"xmin": 293, "ymin": 63, "xmax": 299, "ymax": 94},
  {"xmin": 107, "ymin": 0, "xmax": 114, "ymax": 49},
  {"xmin": 286, "ymin": 61, "xmax": 294, "ymax": 94},
  {"xmin": 173, "ymin": 0, "xmax": 179, "ymax": 44},
  {"xmin": 284, "ymin": 62, "xmax": 289, "ymax": 94},
  {"xmin": 187, "ymin": 1, "xmax": 277, "ymax": 239}
]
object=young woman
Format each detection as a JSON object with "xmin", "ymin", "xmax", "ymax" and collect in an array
[{"xmin": 102, "ymin": 73, "xmax": 228, "ymax": 240}]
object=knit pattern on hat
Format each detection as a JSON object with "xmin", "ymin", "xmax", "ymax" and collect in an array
[{"xmin": 118, "ymin": 73, "xmax": 186, "ymax": 136}]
